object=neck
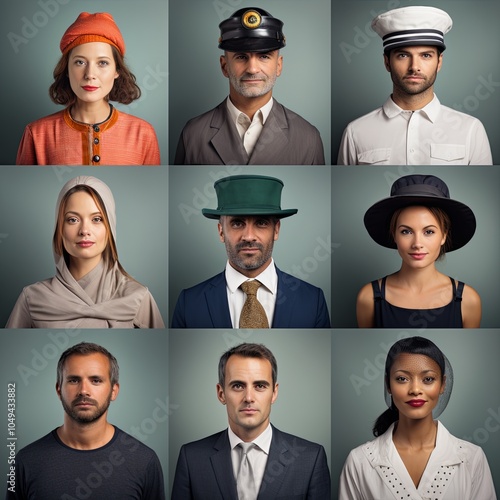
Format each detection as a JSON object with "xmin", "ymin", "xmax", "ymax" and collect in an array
[
  {"xmin": 71, "ymin": 100, "xmax": 111, "ymax": 124},
  {"xmin": 391, "ymin": 88, "xmax": 434, "ymax": 111},
  {"xmin": 394, "ymin": 264, "xmax": 441, "ymax": 291},
  {"xmin": 57, "ymin": 417, "xmax": 114, "ymax": 450},
  {"xmin": 393, "ymin": 416, "xmax": 438, "ymax": 449},
  {"xmin": 232, "ymin": 258, "xmax": 272, "ymax": 279},
  {"xmin": 229, "ymin": 90, "xmax": 272, "ymax": 120},
  {"xmin": 232, "ymin": 421, "xmax": 268, "ymax": 443},
  {"xmin": 69, "ymin": 256, "xmax": 102, "ymax": 281}
]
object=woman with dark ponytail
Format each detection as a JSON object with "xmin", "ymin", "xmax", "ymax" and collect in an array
[{"xmin": 339, "ymin": 336, "xmax": 496, "ymax": 499}]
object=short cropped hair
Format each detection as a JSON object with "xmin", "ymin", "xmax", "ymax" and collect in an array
[
  {"xmin": 218, "ymin": 343, "xmax": 278, "ymax": 388},
  {"xmin": 57, "ymin": 342, "xmax": 119, "ymax": 387}
]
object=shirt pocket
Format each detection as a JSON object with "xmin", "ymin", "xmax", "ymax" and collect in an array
[
  {"xmin": 357, "ymin": 148, "xmax": 392, "ymax": 165},
  {"xmin": 430, "ymin": 144, "xmax": 466, "ymax": 164}
]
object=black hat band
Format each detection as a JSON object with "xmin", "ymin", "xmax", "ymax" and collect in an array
[
  {"xmin": 392, "ymin": 184, "xmax": 448, "ymax": 198},
  {"xmin": 220, "ymin": 28, "xmax": 284, "ymax": 42}
]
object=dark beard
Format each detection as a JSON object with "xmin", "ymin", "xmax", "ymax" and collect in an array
[{"xmin": 61, "ymin": 394, "xmax": 112, "ymax": 425}]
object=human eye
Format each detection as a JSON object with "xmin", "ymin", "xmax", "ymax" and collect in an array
[
  {"xmin": 395, "ymin": 375, "xmax": 408, "ymax": 383},
  {"xmin": 256, "ymin": 219, "xmax": 270, "ymax": 227},
  {"xmin": 74, "ymin": 59, "xmax": 86, "ymax": 66},
  {"xmin": 98, "ymin": 60, "xmax": 109, "ymax": 67},
  {"xmin": 231, "ymin": 383, "xmax": 244, "ymax": 390},
  {"xmin": 66, "ymin": 216, "xmax": 79, "ymax": 224},
  {"xmin": 92, "ymin": 216, "xmax": 103, "ymax": 223},
  {"xmin": 231, "ymin": 219, "xmax": 244, "ymax": 228},
  {"xmin": 91, "ymin": 378, "xmax": 103, "ymax": 384},
  {"xmin": 400, "ymin": 228, "xmax": 411, "ymax": 235},
  {"xmin": 423, "ymin": 376, "xmax": 436, "ymax": 384},
  {"xmin": 67, "ymin": 378, "xmax": 78, "ymax": 384},
  {"xmin": 255, "ymin": 383, "xmax": 268, "ymax": 391}
]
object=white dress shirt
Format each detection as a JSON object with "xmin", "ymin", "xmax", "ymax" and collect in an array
[
  {"xmin": 338, "ymin": 94, "xmax": 492, "ymax": 165},
  {"xmin": 228, "ymin": 423, "xmax": 273, "ymax": 495},
  {"xmin": 339, "ymin": 421, "xmax": 497, "ymax": 500},
  {"xmin": 226, "ymin": 97, "xmax": 274, "ymax": 155},
  {"xmin": 225, "ymin": 259, "xmax": 278, "ymax": 328}
]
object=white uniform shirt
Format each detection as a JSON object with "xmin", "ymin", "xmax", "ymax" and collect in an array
[
  {"xmin": 226, "ymin": 97, "xmax": 274, "ymax": 155},
  {"xmin": 339, "ymin": 421, "xmax": 497, "ymax": 500},
  {"xmin": 224, "ymin": 259, "xmax": 278, "ymax": 328},
  {"xmin": 337, "ymin": 94, "xmax": 492, "ymax": 165}
]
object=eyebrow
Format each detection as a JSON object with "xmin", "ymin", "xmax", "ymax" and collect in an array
[
  {"xmin": 397, "ymin": 224, "xmax": 438, "ymax": 229},
  {"xmin": 65, "ymin": 211, "xmax": 102, "ymax": 216},
  {"xmin": 393, "ymin": 369, "xmax": 439, "ymax": 375},
  {"xmin": 71, "ymin": 54, "xmax": 112, "ymax": 60},
  {"xmin": 229, "ymin": 379, "xmax": 271, "ymax": 386}
]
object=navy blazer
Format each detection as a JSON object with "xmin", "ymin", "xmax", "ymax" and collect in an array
[
  {"xmin": 174, "ymin": 99, "xmax": 325, "ymax": 165},
  {"xmin": 171, "ymin": 426, "xmax": 331, "ymax": 499},
  {"xmin": 171, "ymin": 268, "xmax": 330, "ymax": 328}
]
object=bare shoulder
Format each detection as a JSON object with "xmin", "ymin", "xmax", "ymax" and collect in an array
[
  {"xmin": 461, "ymin": 283, "xmax": 482, "ymax": 328},
  {"xmin": 356, "ymin": 282, "xmax": 375, "ymax": 328}
]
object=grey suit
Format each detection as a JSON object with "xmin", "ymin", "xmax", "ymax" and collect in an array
[
  {"xmin": 174, "ymin": 99, "xmax": 325, "ymax": 165},
  {"xmin": 171, "ymin": 425, "xmax": 331, "ymax": 499}
]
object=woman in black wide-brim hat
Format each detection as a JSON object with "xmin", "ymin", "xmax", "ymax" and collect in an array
[{"xmin": 357, "ymin": 174, "xmax": 481, "ymax": 328}]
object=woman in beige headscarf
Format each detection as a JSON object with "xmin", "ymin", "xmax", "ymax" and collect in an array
[{"xmin": 6, "ymin": 176, "xmax": 164, "ymax": 328}]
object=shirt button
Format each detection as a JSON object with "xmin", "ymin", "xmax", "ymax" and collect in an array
[
  {"xmin": 92, "ymin": 155, "xmax": 100, "ymax": 163},
  {"xmin": 93, "ymin": 126, "xmax": 100, "ymax": 132},
  {"xmin": 94, "ymin": 138, "xmax": 99, "ymax": 144}
]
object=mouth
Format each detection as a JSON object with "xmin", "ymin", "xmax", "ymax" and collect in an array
[
  {"xmin": 406, "ymin": 399, "xmax": 426, "ymax": 407},
  {"xmin": 77, "ymin": 241, "xmax": 95, "ymax": 248},
  {"xmin": 240, "ymin": 408, "xmax": 258, "ymax": 415},
  {"xmin": 82, "ymin": 86, "xmax": 99, "ymax": 91},
  {"xmin": 409, "ymin": 253, "xmax": 427, "ymax": 260}
]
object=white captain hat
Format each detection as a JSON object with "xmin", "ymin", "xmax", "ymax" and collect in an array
[{"xmin": 371, "ymin": 6, "xmax": 452, "ymax": 53}]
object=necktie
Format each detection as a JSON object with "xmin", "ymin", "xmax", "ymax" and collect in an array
[
  {"xmin": 239, "ymin": 280, "xmax": 269, "ymax": 328},
  {"xmin": 237, "ymin": 442, "xmax": 257, "ymax": 500}
]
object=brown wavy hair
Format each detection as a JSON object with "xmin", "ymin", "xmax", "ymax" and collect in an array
[{"xmin": 49, "ymin": 45, "xmax": 141, "ymax": 106}]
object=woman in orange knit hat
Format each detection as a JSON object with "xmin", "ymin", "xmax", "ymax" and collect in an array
[{"xmin": 16, "ymin": 12, "xmax": 160, "ymax": 165}]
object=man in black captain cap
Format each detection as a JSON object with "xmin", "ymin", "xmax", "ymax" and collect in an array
[{"xmin": 174, "ymin": 7, "xmax": 325, "ymax": 165}]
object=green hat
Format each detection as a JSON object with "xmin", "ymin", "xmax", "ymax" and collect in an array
[{"xmin": 202, "ymin": 175, "xmax": 298, "ymax": 220}]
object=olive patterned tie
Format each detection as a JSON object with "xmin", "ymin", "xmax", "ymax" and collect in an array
[{"xmin": 239, "ymin": 280, "xmax": 269, "ymax": 328}]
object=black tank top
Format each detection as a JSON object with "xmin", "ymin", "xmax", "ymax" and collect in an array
[{"xmin": 372, "ymin": 276, "xmax": 464, "ymax": 328}]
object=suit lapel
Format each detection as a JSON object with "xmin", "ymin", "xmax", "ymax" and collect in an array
[
  {"xmin": 249, "ymin": 101, "xmax": 289, "ymax": 165},
  {"xmin": 210, "ymin": 103, "xmax": 249, "ymax": 165},
  {"xmin": 210, "ymin": 431, "xmax": 238, "ymax": 500},
  {"xmin": 272, "ymin": 268, "xmax": 298, "ymax": 328},
  {"xmin": 205, "ymin": 272, "xmax": 233, "ymax": 328}
]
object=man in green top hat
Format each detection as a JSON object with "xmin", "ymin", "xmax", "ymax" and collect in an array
[
  {"xmin": 171, "ymin": 175, "xmax": 330, "ymax": 328},
  {"xmin": 173, "ymin": 7, "xmax": 325, "ymax": 165}
]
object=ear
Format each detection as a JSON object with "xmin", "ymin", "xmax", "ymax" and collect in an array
[
  {"xmin": 216, "ymin": 383, "xmax": 226, "ymax": 404},
  {"xmin": 110, "ymin": 382, "xmax": 120, "ymax": 401},
  {"xmin": 383, "ymin": 53, "xmax": 391, "ymax": 72},
  {"xmin": 218, "ymin": 222, "xmax": 225, "ymax": 243},
  {"xmin": 220, "ymin": 55, "xmax": 229, "ymax": 78},
  {"xmin": 271, "ymin": 383, "xmax": 279, "ymax": 404},
  {"xmin": 437, "ymin": 52, "xmax": 443, "ymax": 73},
  {"xmin": 276, "ymin": 54, "xmax": 283, "ymax": 77},
  {"xmin": 273, "ymin": 219, "xmax": 281, "ymax": 241},
  {"xmin": 440, "ymin": 232, "xmax": 447, "ymax": 247},
  {"xmin": 56, "ymin": 383, "xmax": 62, "ymax": 400}
]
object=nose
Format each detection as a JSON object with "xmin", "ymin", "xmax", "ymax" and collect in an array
[
  {"xmin": 408, "ymin": 380, "xmax": 422, "ymax": 396},
  {"xmin": 242, "ymin": 223, "xmax": 257, "ymax": 242},
  {"xmin": 78, "ymin": 380, "xmax": 91, "ymax": 396},
  {"xmin": 408, "ymin": 56, "xmax": 420, "ymax": 73},
  {"xmin": 84, "ymin": 62, "xmax": 96, "ymax": 80},
  {"xmin": 245, "ymin": 54, "xmax": 260, "ymax": 74},
  {"xmin": 243, "ymin": 387, "xmax": 255, "ymax": 403},
  {"xmin": 79, "ymin": 221, "xmax": 91, "ymax": 236},
  {"xmin": 411, "ymin": 234, "xmax": 423, "ymax": 249}
]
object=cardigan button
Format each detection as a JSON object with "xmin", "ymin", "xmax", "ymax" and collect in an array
[
  {"xmin": 94, "ymin": 137, "xmax": 99, "ymax": 144},
  {"xmin": 92, "ymin": 155, "xmax": 100, "ymax": 163},
  {"xmin": 93, "ymin": 125, "xmax": 100, "ymax": 132}
]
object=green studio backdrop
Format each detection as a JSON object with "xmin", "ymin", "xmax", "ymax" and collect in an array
[
  {"xmin": 0, "ymin": 330, "xmax": 168, "ymax": 495},
  {"xmin": 332, "ymin": 0, "xmax": 500, "ymax": 164},
  {"xmin": 331, "ymin": 329, "xmax": 500, "ymax": 496},
  {"xmin": 169, "ymin": 0, "xmax": 331, "ymax": 164},
  {"xmin": 168, "ymin": 165, "xmax": 332, "ymax": 327},
  {"xmin": 0, "ymin": 0, "xmax": 168, "ymax": 164},
  {"xmin": 168, "ymin": 329, "xmax": 332, "ymax": 497},
  {"xmin": 0, "ymin": 167, "xmax": 168, "ymax": 327},
  {"xmin": 331, "ymin": 165, "xmax": 500, "ymax": 328}
]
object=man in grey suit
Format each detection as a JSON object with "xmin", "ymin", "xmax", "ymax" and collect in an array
[
  {"xmin": 171, "ymin": 343, "xmax": 331, "ymax": 499},
  {"xmin": 174, "ymin": 7, "xmax": 325, "ymax": 165}
]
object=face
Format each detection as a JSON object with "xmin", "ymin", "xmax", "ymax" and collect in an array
[
  {"xmin": 388, "ymin": 353, "xmax": 445, "ymax": 421},
  {"xmin": 384, "ymin": 46, "xmax": 442, "ymax": 96},
  {"xmin": 217, "ymin": 355, "xmax": 278, "ymax": 440},
  {"xmin": 62, "ymin": 191, "xmax": 108, "ymax": 270},
  {"xmin": 68, "ymin": 42, "xmax": 119, "ymax": 103},
  {"xmin": 220, "ymin": 51, "xmax": 283, "ymax": 98},
  {"xmin": 57, "ymin": 353, "xmax": 119, "ymax": 425},
  {"xmin": 218, "ymin": 216, "xmax": 280, "ymax": 277},
  {"xmin": 393, "ymin": 206, "xmax": 446, "ymax": 267}
]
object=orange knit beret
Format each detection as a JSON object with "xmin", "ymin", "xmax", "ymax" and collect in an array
[{"xmin": 60, "ymin": 12, "xmax": 125, "ymax": 55}]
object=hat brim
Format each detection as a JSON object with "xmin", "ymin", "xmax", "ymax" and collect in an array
[
  {"xmin": 364, "ymin": 195, "xmax": 476, "ymax": 251},
  {"xmin": 219, "ymin": 37, "xmax": 284, "ymax": 53},
  {"xmin": 202, "ymin": 208, "xmax": 297, "ymax": 220},
  {"xmin": 384, "ymin": 40, "xmax": 446, "ymax": 53}
]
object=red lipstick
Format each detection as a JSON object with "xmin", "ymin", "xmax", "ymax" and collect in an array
[{"xmin": 406, "ymin": 399, "xmax": 426, "ymax": 407}]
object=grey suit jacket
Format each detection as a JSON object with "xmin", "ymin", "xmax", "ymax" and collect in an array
[
  {"xmin": 171, "ymin": 425, "xmax": 331, "ymax": 499},
  {"xmin": 174, "ymin": 99, "xmax": 325, "ymax": 165}
]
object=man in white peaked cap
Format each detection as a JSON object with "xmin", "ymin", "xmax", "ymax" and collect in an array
[{"xmin": 337, "ymin": 6, "xmax": 492, "ymax": 165}]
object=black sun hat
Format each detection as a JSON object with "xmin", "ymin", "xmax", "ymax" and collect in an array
[{"xmin": 364, "ymin": 175, "xmax": 476, "ymax": 251}]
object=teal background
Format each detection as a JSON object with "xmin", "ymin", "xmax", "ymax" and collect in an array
[
  {"xmin": 0, "ymin": 330, "xmax": 168, "ymax": 495},
  {"xmin": 332, "ymin": 0, "xmax": 500, "ymax": 164},
  {"xmin": 168, "ymin": 165, "xmax": 332, "ymax": 327},
  {"xmin": 331, "ymin": 329, "xmax": 500, "ymax": 497},
  {"xmin": 169, "ymin": 0, "xmax": 331, "ymax": 164},
  {"xmin": 331, "ymin": 165, "xmax": 500, "ymax": 327},
  {"xmin": 0, "ymin": 0, "xmax": 168, "ymax": 164},
  {"xmin": 169, "ymin": 329, "xmax": 332, "ymax": 497},
  {"xmin": 0, "ymin": 167, "xmax": 168, "ymax": 327}
]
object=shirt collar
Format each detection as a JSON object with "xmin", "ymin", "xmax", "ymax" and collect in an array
[
  {"xmin": 382, "ymin": 93, "xmax": 441, "ymax": 123},
  {"xmin": 226, "ymin": 96, "xmax": 274, "ymax": 125},
  {"xmin": 227, "ymin": 423, "xmax": 273, "ymax": 455},
  {"xmin": 225, "ymin": 259, "xmax": 277, "ymax": 295}
]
